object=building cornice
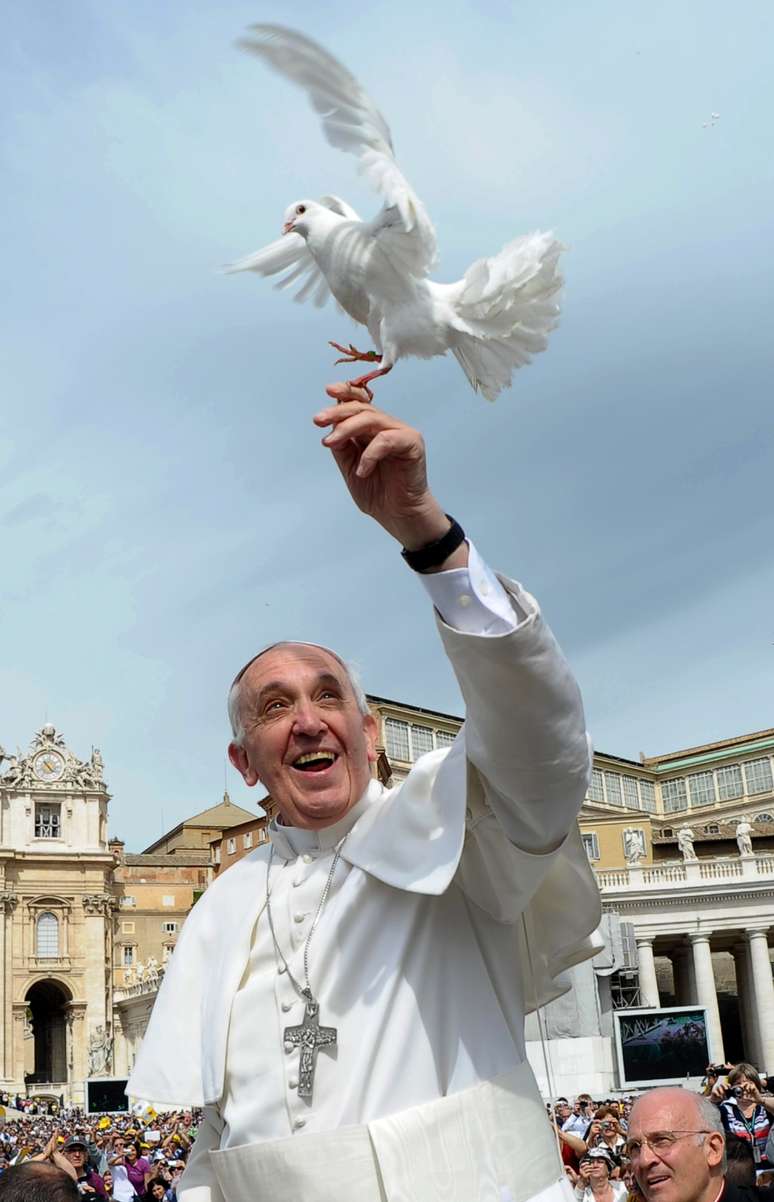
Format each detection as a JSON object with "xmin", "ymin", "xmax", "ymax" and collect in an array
[
  {"xmin": 644, "ymin": 732, "xmax": 774, "ymax": 771},
  {"xmin": 603, "ymin": 886, "xmax": 774, "ymax": 910}
]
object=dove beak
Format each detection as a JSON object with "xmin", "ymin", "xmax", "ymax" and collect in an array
[{"xmin": 282, "ymin": 221, "xmax": 295, "ymax": 235}]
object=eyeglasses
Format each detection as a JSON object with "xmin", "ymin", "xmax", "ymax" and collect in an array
[{"xmin": 624, "ymin": 1131, "xmax": 713, "ymax": 1159}]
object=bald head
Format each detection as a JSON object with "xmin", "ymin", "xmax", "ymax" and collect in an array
[{"xmin": 628, "ymin": 1088, "xmax": 725, "ymax": 1202}]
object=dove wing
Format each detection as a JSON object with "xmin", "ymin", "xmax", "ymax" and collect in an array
[
  {"xmin": 317, "ymin": 193, "xmax": 361, "ymax": 222},
  {"xmin": 237, "ymin": 24, "xmax": 437, "ymax": 278}
]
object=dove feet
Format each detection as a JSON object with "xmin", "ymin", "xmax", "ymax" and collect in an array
[
  {"xmin": 329, "ymin": 341, "xmax": 382, "ymax": 366},
  {"xmin": 347, "ymin": 363, "xmax": 393, "ymax": 402}
]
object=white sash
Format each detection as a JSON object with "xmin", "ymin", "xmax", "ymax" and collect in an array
[{"xmin": 209, "ymin": 1062, "xmax": 564, "ymax": 1202}]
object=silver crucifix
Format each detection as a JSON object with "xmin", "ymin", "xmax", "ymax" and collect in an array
[{"xmin": 284, "ymin": 991, "xmax": 337, "ymax": 1100}]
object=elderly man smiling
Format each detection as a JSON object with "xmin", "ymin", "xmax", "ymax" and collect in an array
[{"xmin": 128, "ymin": 390, "xmax": 602, "ymax": 1202}]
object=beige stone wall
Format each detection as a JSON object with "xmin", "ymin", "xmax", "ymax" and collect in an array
[
  {"xmin": 578, "ymin": 814, "xmax": 654, "ymax": 868},
  {"xmin": 113, "ymin": 863, "xmax": 209, "ymax": 987},
  {"xmin": 211, "ymin": 816, "xmax": 271, "ymax": 878}
]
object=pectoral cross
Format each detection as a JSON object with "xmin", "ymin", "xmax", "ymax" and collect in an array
[{"xmin": 284, "ymin": 991, "xmax": 337, "ymax": 1100}]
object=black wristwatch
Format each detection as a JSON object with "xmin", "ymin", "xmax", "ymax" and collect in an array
[{"xmin": 400, "ymin": 515, "xmax": 466, "ymax": 573}]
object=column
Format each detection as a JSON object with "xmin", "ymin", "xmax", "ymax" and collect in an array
[
  {"xmin": 636, "ymin": 937, "xmax": 660, "ymax": 1008},
  {"xmin": 733, "ymin": 940, "xmax": 760, "ymax": 1067},
  {"xmin": 11, "ymin": 1005, "xmax": 28, "ymax": 1092},
  {"xmin": 0, "ymin": 895, "xmax": 19, "ymax": 1085},
  {"xmin": 690, "ymin": 933, "xmax": 725, "ymax": 1062},
  {"xmin": 0, "ymin": 896, "xmax": 10, "ymax": 1081},
  {"xmin": 672, "ymin": 947, "xmax": 696, "ymax": 1005},
  {"xmin": 746, "ymin": 929, "xmax": 774, "ymax": 1069},
  {"xmin": 66, "ymin": 1003, "xmax": 88, "ymax": 1108}
]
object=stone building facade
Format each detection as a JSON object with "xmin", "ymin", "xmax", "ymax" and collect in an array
[
  {"xmin": 0, "ymin": 727, "xmax": 255, "ymax": 1106},
  {"xmin": 579, "ymin": 726, "xmax": 774, "ymax": 1081},
  {"xmin": 0, "ymin": 725, "xmax": 115, "ymax": 1106}
]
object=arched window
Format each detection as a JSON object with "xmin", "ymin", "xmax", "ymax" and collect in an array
[
  {"xmin": 36, "ymin": 912, "xmax": 59, "ymax": 958},
  {"xmin": 755, "ymin": 813, "xmax": 774, "ymax": 824}
]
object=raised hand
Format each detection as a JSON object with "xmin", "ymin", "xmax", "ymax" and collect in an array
[{"xmin": 315, "ymin": 385, "xmax": 466, "ymax": 566}]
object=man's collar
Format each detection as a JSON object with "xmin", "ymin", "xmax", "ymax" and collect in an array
[{"xmin": 268, "ymin": 781, "xmax": 382, "ymax": 859}]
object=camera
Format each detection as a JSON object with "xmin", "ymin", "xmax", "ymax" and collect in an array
[
  {"xmin": 708, "ymin": 1065, "xmax": 727, "ymax": 1076},
  {"xmin": 731, "ymin": 1087, "xmax": 745, "ymax": 1099}
]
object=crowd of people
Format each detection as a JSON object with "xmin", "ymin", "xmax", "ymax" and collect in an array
[
  {"xmin": 0, "ymin": 1108, "xmax": 199, "ymax": 1199},
  {"xmin": 544, "ymin": 1062, "xmax": 774, "ymax": 1202}
]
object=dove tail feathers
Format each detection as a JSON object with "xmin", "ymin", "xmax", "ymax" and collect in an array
[{"xmin": 451, "ymin": 231, "xmax": 563, "ymax": 401}]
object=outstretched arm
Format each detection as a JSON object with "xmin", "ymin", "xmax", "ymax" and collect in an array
[{"xmin": 316, "ymin": 387, "xmax": 588, "ymax": 854}]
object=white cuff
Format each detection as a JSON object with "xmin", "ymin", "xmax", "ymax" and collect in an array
[{"xmin": 418, "ymin": 541, "xmax": 525, "ymax": 635}]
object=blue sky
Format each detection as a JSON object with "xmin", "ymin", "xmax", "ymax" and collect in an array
[{"xmin": 2, "ymin": 0, "xmax": 772, "ymax": 848}]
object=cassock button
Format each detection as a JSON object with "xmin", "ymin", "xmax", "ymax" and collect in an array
[
  {"xmin": 277, "ymin": 964, "xmax": 286, "ymax": 975},
  {"xmin": 458, "ymin": 594, "xmax": 472, "ymax": 607},
  {"xmin": 294, "ymin": 1117, "xmax": 306, "ymax": 1130},
  {"xmin": 302, "ymin": 853, "xmax": 313, "ymax": 864},
  {"xmin": 292, "ymin": 878, "xmax": 302, "ymax": 887},
  {"xmin": 284, "ymin": 1042, "xmax": 294, "ymax": 1054},
  {"xmin": 293, "ymin": 912, "xmax": 306, "ymax": 923},
  {"xmin": 281, "ymin": 1002, "xmax": 293, "ymax": 1013},
  {"xmin": 289, "ymin": 1078, "xmax": 298, "ymax": 1090}
]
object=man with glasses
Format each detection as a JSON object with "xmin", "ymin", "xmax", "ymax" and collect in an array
[{"xmin": 626, "ymin": 1089, "xmax": 726, "ymax": 1202}]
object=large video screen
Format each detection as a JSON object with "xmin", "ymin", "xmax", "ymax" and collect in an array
[
  {"xmin": 614, "ymin": 1007, "xmax": 710, "ymax": 1087},
  {"xmin": 85, "ymin": 1079, "xmax": 129, "ymax": 1114}
]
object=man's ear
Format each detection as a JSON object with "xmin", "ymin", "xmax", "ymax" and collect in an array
[
  {"xmin": 363, "ymin": 713, "xmax": 379, "ymax": 764},
  {"xmin": 228, "ymin": 741, "xmax": 260, "ymax": 788},
  {"xmin": 705, "ymin": 1132, "xmax": 725, "ymax": 1170}
]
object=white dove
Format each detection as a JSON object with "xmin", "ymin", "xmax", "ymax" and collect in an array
[{"xmin": 228, "ymin": 25, "xmax": 564, "ymax": 401}]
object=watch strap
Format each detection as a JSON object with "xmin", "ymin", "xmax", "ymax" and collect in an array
[{"xmin": 400, "ymin": 515, "xmax": 466, "ymax": 573}]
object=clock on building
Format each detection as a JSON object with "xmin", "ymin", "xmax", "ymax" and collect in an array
[{"xmin": 32, "ymin": 750, "xmax": 65, "ymax": 783}]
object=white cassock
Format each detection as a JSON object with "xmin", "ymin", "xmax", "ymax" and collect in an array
[{"xmin": 128, "ymin": 544, "xmax": 602, "ymax": 1202}]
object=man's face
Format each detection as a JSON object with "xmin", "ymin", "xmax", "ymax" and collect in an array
[
  {"xmin": 229, "ymin": 645, "xmax": 378, "ymax": 829},
  {"xmin": 65, "ymin": 1146, "xmax": 87, "ymax": 1171},
  {"xmin": 556, "ymin": 1104, "xmax": 570, "ymax": 1122},
  {"xmin": 629, "ymin": 1091, "xmax": 724, "ymax": 1202}
]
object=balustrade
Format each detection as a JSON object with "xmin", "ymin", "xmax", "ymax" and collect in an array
[{"xmin": 595, "ymin": 854, "xmax": 774, "ymax": 890}]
